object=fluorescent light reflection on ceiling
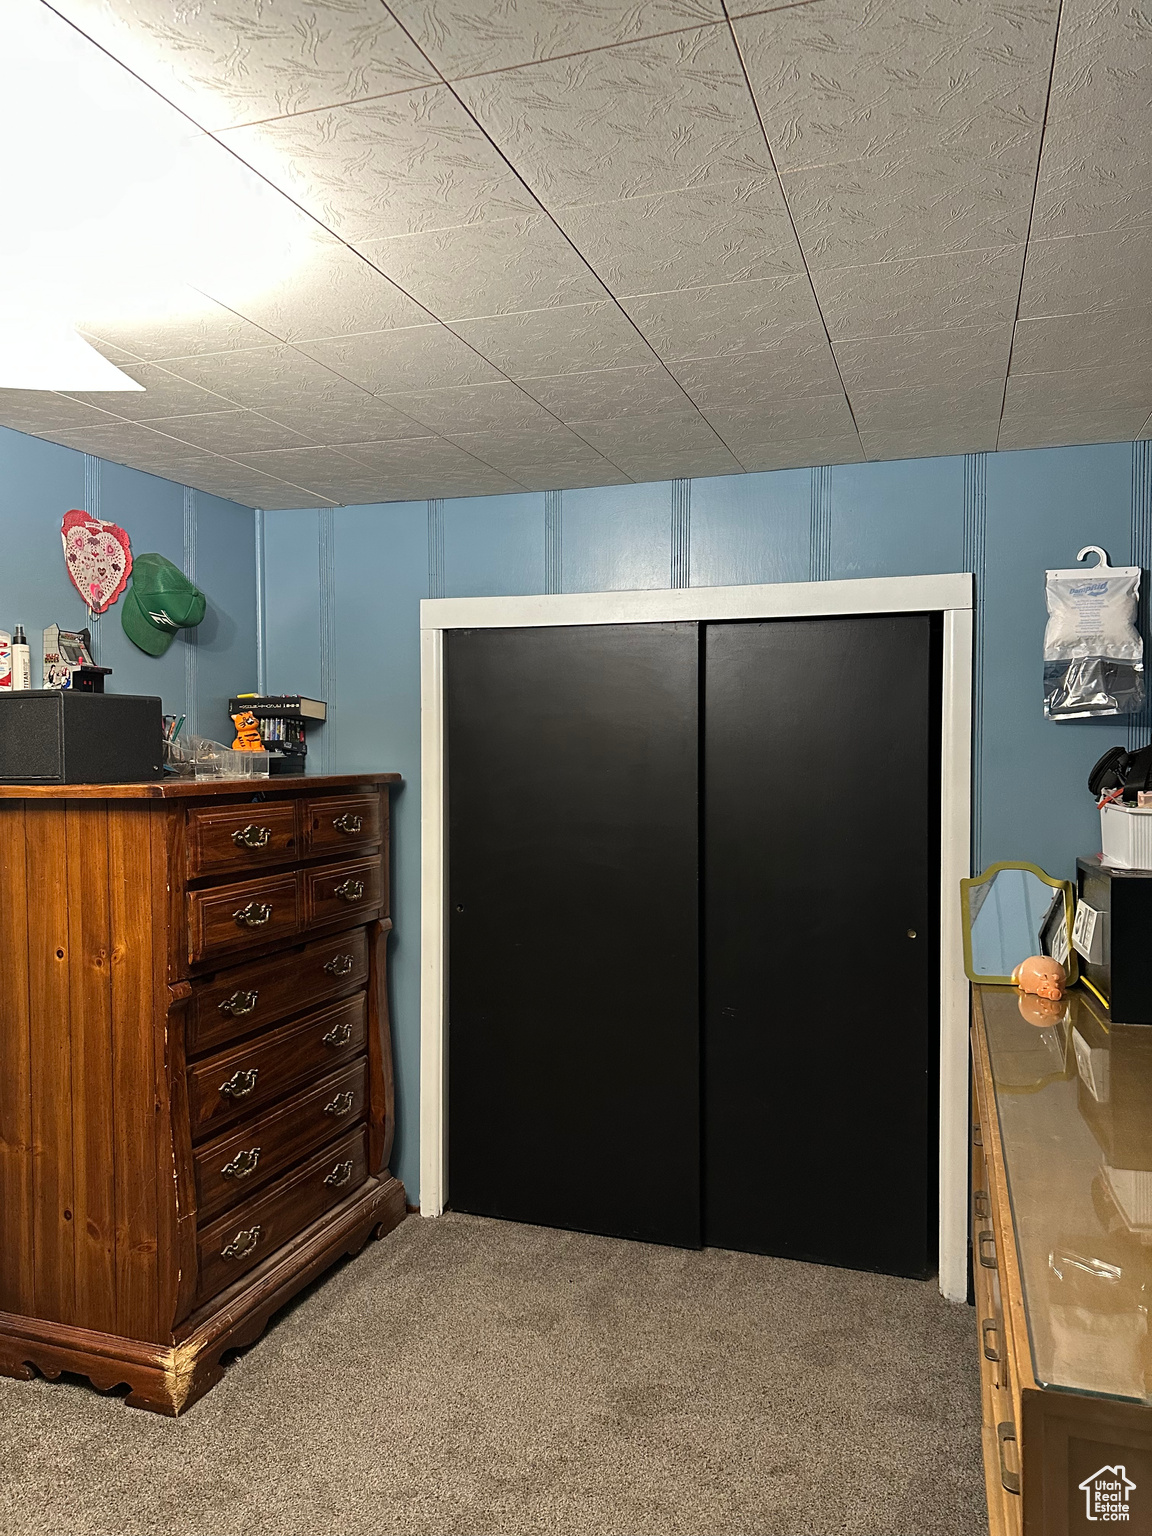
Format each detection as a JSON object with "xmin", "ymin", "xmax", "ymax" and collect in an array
[{"xmin": 2, "ymin": 0, "xmax": 305, "ymax": 353}]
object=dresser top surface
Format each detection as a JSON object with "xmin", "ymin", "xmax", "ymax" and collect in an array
[
  {"xmin": 976, "ymin": 982, "xmax": 1152, "ymax": 1407},
  {"xmin": 0, "ymin": 773, "xmax": 401, "ymax": 800}
]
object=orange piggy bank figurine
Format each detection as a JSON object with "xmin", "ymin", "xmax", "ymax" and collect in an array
[{"xmin": 1011, "ymin": 954, "xmax": 1066, "ymax": 1001}]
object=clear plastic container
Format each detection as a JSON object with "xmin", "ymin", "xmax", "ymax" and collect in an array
[{"xmin": 1101, "ymin": 802, "xmax": 1152, "ymax": 870}]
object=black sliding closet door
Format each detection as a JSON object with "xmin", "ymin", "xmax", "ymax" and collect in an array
[
  {"xmin": 703, "ymin": 615, "xmax": 939, "ymax": 1278},
  {"xmin": 447, "ymin": 624, "xmax": 700, "ymax": 1247}
]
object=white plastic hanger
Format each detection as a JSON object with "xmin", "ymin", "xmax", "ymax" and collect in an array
[{"xmin": 1047, "ymin": 545, "xmax": 1140, "ymax": 579}]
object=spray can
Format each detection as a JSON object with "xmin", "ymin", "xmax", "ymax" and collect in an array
[{"xmin": 11, "ymin": 626, "xmax": 31, "ymax": 691}]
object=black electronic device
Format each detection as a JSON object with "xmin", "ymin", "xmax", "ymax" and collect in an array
[
  {"xmin": 1076, "ymin": 856, "xmax": 1152, "ymax": 1024},
  {"xmin": 1089, "ymin": 745, "xmax": 1152, "ymax": 803},
  {"xmin": 0, "ymin": 691, "xmax": 163, "ymax": 784}
]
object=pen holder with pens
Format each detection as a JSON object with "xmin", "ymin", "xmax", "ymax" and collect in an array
[{"xmin": 163, "ymin": 733, "xmax": 270, "ymax": 779}]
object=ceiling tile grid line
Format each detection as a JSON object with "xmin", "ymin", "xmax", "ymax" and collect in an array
[
  {"xmin": 994, "ymin": 0, "xmax": 1068, "ymax": 453},
  {"xmin": 720, "ymin": 3, "xmax": 866, "ymax": 458}
]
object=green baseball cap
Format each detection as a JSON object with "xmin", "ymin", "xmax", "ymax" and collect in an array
[{"xmin": 121, "ymin": 553, "xmax": 206, "ymax": 656}]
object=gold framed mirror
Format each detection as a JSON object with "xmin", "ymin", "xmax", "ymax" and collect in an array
[{"xmin": 960, "ymin": 861, "xmax": 1078, "ymax": 987}]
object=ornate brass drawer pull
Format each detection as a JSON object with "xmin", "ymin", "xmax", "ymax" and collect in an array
[
  {"xmin": 219, "ymin": 1068, "xmax": 259, "ymax": 1100},
  {"xmin": 221, "ymin": 1146, "xmax": 262, "ymax": 1180},
  {"xmin": 332, "ymin": 813, "xmax": 363, "ymax": 835},
  {"xmin": 221, "ymin": 1225, "xmax": 262, "ymax": 1261},
  {"xmin": 231, "ymin": 824, "xmax": 272, "ymax": 849},
  {"xmin": 234, "ymin": 901, "xmax": 273, "ymax": 928},
  {"xmin": 334, "ymin": 879, "xmax": 364, "ymax": 903},
  {"xmin": 324, "ymin": 1090, "xmax": 355, "ymax": 1118},
  {"xmin": 218, "ymin": 988, "xmax": 259, "ymax": 1017},
  {"xmin": 322, "ymin": 1020, "xmax": 353, "ymax": 1049},
  {"xmin": 324, "ymin": 1160, "xmax": 354, "ymax": 1189},
  {"xmin": 324, "ymin": 953, "xmax": 354, "ymax": 977}
]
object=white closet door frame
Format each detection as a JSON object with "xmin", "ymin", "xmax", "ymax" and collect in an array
[{"xmin": 420, "ymin": 573, "xmax": 974, "ymax": 1303}]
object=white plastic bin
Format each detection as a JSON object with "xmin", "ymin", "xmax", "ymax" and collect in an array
[{"xmin": 1100, "ymin": 802, "xmax": 1152, "ymax": 870}]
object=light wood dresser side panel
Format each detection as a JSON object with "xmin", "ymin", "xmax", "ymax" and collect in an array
[
  {"xmin": 25, "ymin": 802, "xmax": 76, "ymax": 1326},
  {"xmin": 0, "ymin": 804, "xmax": 34, "ymax": 1317},
  {"xmin": 108, "ymin": 804, "xmax": 161, "ymax": 1342},
  {"xmin": 65, "ymin": 802, "xmax": 117, "ymax": 1334}
]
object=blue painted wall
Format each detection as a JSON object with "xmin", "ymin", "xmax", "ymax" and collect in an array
[
  {"xmin": 262, "ymin": 441, "xmax": 1152, "ymax": 1205},
  {"xmin": 0, "ymin": 424, "xmax": 257, "ymax": 734}
]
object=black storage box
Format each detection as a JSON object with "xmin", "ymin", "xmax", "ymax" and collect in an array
[
  {"xmin": 0, "ymin": 691, "xmax": 163, "ymax": 785},
  {"xmin": 1077, "ymin": 856, "xmax": 1152, "ymax": 1024}
]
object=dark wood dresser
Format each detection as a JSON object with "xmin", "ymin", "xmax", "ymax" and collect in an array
[
  {"xmin": 972, "ymin": 984, "xmax": 1152, "ymax": 1534},
  {"xmin": 0, "ymin": 773, "xmax": 404, "ymax": 1415}
]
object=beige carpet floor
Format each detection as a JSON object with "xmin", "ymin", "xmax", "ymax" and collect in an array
[{"xmin": 0, "ymin": 1212, "xmax": 985, "ymax": 1536}]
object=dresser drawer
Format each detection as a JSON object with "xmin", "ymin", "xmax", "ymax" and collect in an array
[
  {"xmin": 187, "ymin": 871, "xmax": 301, "ymax": 965},
  {"xmin": 197, "ymin": 1127, "xmax": 368, "ymax": 1301},
  {"xmin": 187, "ymin": 994, "xmax": 367, "ymax": 1139},
  {"xmin": 303, "ymin": 855, "xmax": 384, "ymax": 927},
  {"xmin": 194, "ymin": 1058, "xmax": 368, "ymax": 1221},
  {"xmin": 186, "ymin": 801, "xmax": 298, "ymax": 879},
  {"xmin": 186, "ymin": 928, "xmax": 370, "ymax": 1058},
  {"xmin": 303, "ymin": 794, "xmax": 381, "ymax": 855}
]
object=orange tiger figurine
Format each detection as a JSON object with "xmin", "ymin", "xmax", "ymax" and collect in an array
[{"xmin": 231, "ymin": 710, "xmax": 264, "ymax": 751}]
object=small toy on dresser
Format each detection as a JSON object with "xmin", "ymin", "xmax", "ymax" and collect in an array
[{"xmin": 1012, "ymin": 954, "xmax": 1067, "ymax": 1000}]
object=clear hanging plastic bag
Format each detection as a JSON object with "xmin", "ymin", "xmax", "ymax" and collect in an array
[{"xmin": 1044, "ymin": 546, "xmax": 1144, "ymax": 720}]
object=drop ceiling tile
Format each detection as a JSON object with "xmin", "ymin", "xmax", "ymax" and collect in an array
[
  {"xmin": 145, "ymin": 410, "xmax": 315, "ymax": 454},
  {"xmin": 621, "ymin": 279, "xmax": 823, "ymax": 362},
  {"xmin": 62, "ymin": 363, "xmax": 235, "ymax": 421},
  {"xmin": 814, "ymin": 247, "xmax": 1024, "ymax": 340},
  {"xmin": 386, "ymin": 0, "xmax": 723, "ymax": 78},
  {"xmin": 298, "ymin": 325, "xmax": 503, "ymax": 393},
  {"xmin": 734, "ymin": 0, "xmax": 1058, "ymax": 175},
  {"xmin": 226, "ymin": 447, "xmax": 371, "ymax": 485},
  {"xmin": 19, "ymin": 419, "xmax": 209, "ymax": 462},
  {"xmin": 208, "ymin": 476, "xmax": 337, "ymax": 508},
  {"xmin": 502, "ymin": 463, "xmax": 635, "ymax": 491},
  {"xmin": 614, "ymin": 447, "xmax": 745, "ymax": 480},
  {"xmin": 0, "ymin": 393, "xmax": 128, "ymax": 435},
  {"xmin": 1003, "ymin": 369, "xmax": 1152, "ymax": 416},
  {"xmin": 858, "ymin": 424, "xmax": 1000, "ymax": 461},
  {"xmin": 201, "ymin": 234, "xmax": 432, "ymax": 343},
  {"xmin": 555, "ymin": 178, "xmax": 802, "ymax": 297},
  {"xmin": 452, "ymin": 304, "xmax": 653, "ymax": 379},
  {"xmin": 78, "ymin": 295, "xmax": 280, "ymax": 362},
  {"xmin": 849, "ymin": 382, "xmax": 1006, "ymax": 432},
  {"xmin": 443, "ymin": 428, "xmax": 612, "ymax": 471},
  {"xmin": 1009, "ymin": 312, "xmax": 1152, "ymax": 377},
  {"xmin": 704, "ymin": 392, "xmax": 859, "ymax": 445},
  {"xmin": 254, "ymin": 391, "xmax": 433, "ymax": 444},
  {"xmin": 669, "ymin": 343, "xmax": 844, "ymax": 407},
  {"xmin": 221, "ymin": 88, "xmax": 540, "ymax": 244},
  {"xmin": 518, "ymin": 365, "xmax": 698, "ymax": 421},
  {"xmin": 736, "ymin": 436, "xmax": 865, "ymax": 471},
  {"xmin": 333, "ymin": 436, "xmax": 495, "ymax": 475},
  {"xmin": 780, "ymin": 151, "xmax": 1034, "ymax": 269},
  {"xmin": 833, "ymin": 328, "xmax": 1011, "ymax": 392},
  {"xmin": 455, "ymin": 25, "xmax": 773, "ymax": 209},
  {"xmin": 48, "ymin": 0, "xmax": 439, "ymax": 130},
  {"xmin": 565, "ymin": 413, "xmax": 727, "ymax": 458},
  {"xmin": 997, "ymin": 408, "xmax": 1151, "ymax": 452},
  {"xmin": 1019, "ymin": 231, "xmax": 1152, "ymax": 319},
  {"xmin": 161, "ymin": 344, "xmax": 367, "ymax": 408},
  {"xmin": 1031, "ymin": 113, "xmax": 1152, "ymax": 239},
  {"xmin": 1044, "ymin": 0, "xmax": 1152, "ymax": 121},
  {"xmin": 386, "ymin": 382, "xmax": 564, "ymax": 434},
  {"xmin": 357, "ymin": 213, "xmax": 608, "ymax": 322}
]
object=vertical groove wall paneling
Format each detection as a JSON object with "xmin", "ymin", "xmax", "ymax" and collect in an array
[
  {"xmin": 254, "ymin": 507, "xmax": 268, "ymax": 697},
  {"xmin": 84, "ymin": 454, "xmax": 101, "ymax": 665},
  {"xmin": 809, "ymin": 466, "xmax": 832, "ymax": 581},
  {"xmin": 182, "ymin": 485, "xmax": 198, "ymax": 739},
  {"xmin": 671, "ymin": 480, "xmax": 691, "ymax": 589},
  {"xmin": 544, "ymin": 491, "xmax": 562, "ymax": 595},
  {"xmin": 0, "ymin": 804, "xmax": 35, "ymax": 1316},
  {"xmin": 319, "ymin": 507, "xmax": 337, "ymax": 774},
  {"xmin": 1131, "ymin": 441, "xmax": 1152, "ymax": 753},
  {"xmin": 427, "ymin": 500, "xmax": 445, "ymax": 600},
  {"xmin": 964, "ymin": 452, "xmax": 989, "ymax": 871}
]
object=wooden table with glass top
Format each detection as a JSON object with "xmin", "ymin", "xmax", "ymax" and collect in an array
[{"xmin": 972, "ymin": 983, "xmax": 1152, "ymax": 1535}]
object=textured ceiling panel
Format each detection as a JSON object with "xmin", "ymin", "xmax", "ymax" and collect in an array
[
  {"xmin": 359, "ymin": 213, "xmax": 609, "ymax": 321},
  {"xmin": 386, "ymin": 0, "xmax": 723, "ymax": 78},
  {"xmin": 0, "ymin": 0, "xmax": 1145, "ymax": 499},
  {"xmin": 455, "ymin": 26, "xmax": 773, "ymax": 208},
  {"xmin": 220, "ymin": 87, "xmax": 540, "ymax": 242},
  {"xmin": 46, "ymin": 0, "xmax": 439, "ymax": 129}
]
